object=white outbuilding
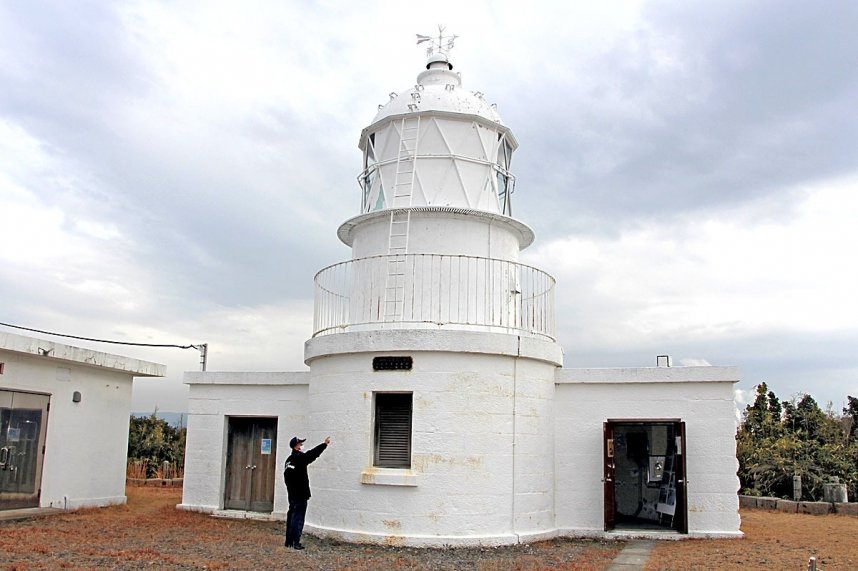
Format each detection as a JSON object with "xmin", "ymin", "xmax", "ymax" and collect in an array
[
  {"xmin": 0, "ymin": 332, "xmax": 165, "ymax": 512},
  {"xmin": 180, "ymin": 45, "xmax": 741, "ymax": 544}
]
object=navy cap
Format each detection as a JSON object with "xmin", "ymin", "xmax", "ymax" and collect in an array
[{"xmin": 289, "ymin": 436, "xmax": 306, "ymax": 449}]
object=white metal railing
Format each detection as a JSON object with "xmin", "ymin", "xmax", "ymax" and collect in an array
[{"xmin": 313, "ymin": 254, "xmax": 555, "ymax": 340}]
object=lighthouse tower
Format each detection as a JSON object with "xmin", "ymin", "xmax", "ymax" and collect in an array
[
  {"xmin": 304, "ymin": 36, "xmax": 562, "ymax": 546},
  {"xmin": 180, "ymin": 31, "xmax": 742, "ymax": 543}
]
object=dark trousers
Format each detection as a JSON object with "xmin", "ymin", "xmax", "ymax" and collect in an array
[{"xmin": 285, "ymin": 499, "xmax": 308, "ymax": 546}]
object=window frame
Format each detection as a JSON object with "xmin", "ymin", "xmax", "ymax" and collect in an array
[
  {"xmin": 372, "ymin": 392, "xmax": 413, "ymax": 469},
  {"xmin": 361, "ymin": 133, "xmax": 379, "ymax": 213},
  {"xmin": 495, "ymin": 134, "xmax": 514, "ymax": 216}
]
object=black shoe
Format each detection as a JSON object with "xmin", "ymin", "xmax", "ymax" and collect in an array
[
  {"xmin": 284, "ymin": 541, "xmax": 293, "ymax": 548},
  {"xmin": 293, "ymin": 543, "xmax": 306, "ymax": 550}
]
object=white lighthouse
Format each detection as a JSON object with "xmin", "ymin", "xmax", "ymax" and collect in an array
[
  {"xmin": 304, "ymin": 36, "xmax": 562, "ymax": 545},
  {"xmin": 181, "ymin": 33, "xmax": 742, "ymax": 545}
]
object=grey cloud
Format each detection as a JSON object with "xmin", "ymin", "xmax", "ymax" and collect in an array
[
  {"xmin": 505, "ymin": 1, "xmax": 858, "ymax": 238},
  {"xmin": 562, "ymin": 328, "xmax": 858, "ymax": 407},
  {"xmin": 1, "ymin": 3, "xmax": 358, "ymax": 311},
  {"xmin": 1, "ymin": 3, "xmax": 152, "ymax": 133},
  {"xmin": 3, "ymin": 2, "xmax": 856, "ymax": 412}
]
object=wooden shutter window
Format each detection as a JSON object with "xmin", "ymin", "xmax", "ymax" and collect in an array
[{"xmin": 374, "ymin": 393, "xmax": 412, "ymax": 469}]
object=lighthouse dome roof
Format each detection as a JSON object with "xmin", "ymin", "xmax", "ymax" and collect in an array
[{"xmin": 370, "ymin": 54, "xmax": 503, "ymax": 126}]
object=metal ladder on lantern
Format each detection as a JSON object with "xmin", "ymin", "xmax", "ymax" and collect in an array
[{"xmin": 384, "ymin": 116, "xmax": 420, "ymax": 322}]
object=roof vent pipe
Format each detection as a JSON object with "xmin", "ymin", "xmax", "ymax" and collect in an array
[{"xmin": 656, "ymin": 355, "xmax": 671, "ymax": 367}]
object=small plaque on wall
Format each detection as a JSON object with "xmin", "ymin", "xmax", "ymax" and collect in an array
[{"xmin": 373, "ymin": 356, "xmax": 413, "ymax": 371}]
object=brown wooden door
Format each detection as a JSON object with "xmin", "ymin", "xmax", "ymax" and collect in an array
[
  {"xmin": 224, "ymin": 417, "xmax": 277, "ymax": 512},
  {"xmin": 674, "ymin": 421, "xmax": 688, "ymax": 534},
  {"xmin": 0, "ymin": 390, "xmax": 50, "ymax": 510},
  {"xmin": 603, "ymin": 421, "xmax": 616, "ymax": 531}
]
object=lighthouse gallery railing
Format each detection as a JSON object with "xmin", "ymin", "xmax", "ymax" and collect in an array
[{"xmin": 313, "ymin": 254, "xmax": 555, "ymax": 340}]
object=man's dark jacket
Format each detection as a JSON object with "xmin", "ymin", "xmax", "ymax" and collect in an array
[{"xmin": 284, "ymin": 443, "xmax": 327, "ymax": 500}]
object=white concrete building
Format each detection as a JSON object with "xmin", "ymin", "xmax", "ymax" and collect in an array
[
  {"xmin": 180, "ymin": 45, "xmax": 741, "ymax": 544},
  {"xmin": 0, "ymin": 332, "xmax": 165, "ymax": 511}
]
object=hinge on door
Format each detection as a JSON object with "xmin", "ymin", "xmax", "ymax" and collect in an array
[
  {"xmin": 47, "ymin": 402, "xmax": 51, "ymax": 412},
  {"xmin": 42, "ymin": 444, "xmax": 46, "ymax": 455}
]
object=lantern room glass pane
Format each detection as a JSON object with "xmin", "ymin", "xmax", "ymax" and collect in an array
[
  {"xmin": 373, "ymin": 183, "xmax": 385, "ymax": 212},
  {"xmin": 365, "ymin": 133, "xmax": 377, "ymax": 168},
  {"xmin": 362, "ymin": 168, "xmax": 376, "ymax": 212},
  {"xmin": 497, "ymin": 171, "xmax": 509, "ymax": 214}
]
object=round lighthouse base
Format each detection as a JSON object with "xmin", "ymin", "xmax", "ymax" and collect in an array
[
  {"xmin": 302, "ymin": 523, "xmax": 559, "ymax": 548},
  {"xmin": 303, "ymin": 329, "xmax": 562, "ymax": 547}
]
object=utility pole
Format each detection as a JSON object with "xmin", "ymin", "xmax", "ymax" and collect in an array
[{"xmin": 191, "ymin": 343, "xmax": 208, "ymax": 371}]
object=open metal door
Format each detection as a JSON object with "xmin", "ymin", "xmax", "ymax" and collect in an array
[
  {"xmin": 674, "ymin": 421, "xmax": 688, "ymax": 534},
  {"xmin": 603, "ymin": 421, "xmax": 616, "ymax": 531},
  {"xmin": 1, "ymin": 390, "xmax": 50, "ymax": 510}
]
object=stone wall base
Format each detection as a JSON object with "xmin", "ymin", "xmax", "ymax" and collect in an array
[
  {"xmin": 126, "ymin": 478, "xmax": 184, "ymax": 488},
  {"xmin": 739, "ymin": 495, "xmax": 855, "ymax": 516}
]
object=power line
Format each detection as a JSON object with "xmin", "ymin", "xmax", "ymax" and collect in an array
[
  {"xmin": 0, "ymin": 321, "xmax": 194, "ymax": 348},
  {"xmin": 0, "ymin": 321, "xmax": 208, "ymax": 370}
]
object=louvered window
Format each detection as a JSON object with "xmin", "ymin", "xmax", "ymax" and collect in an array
[{"xmin": 374, "ymin": 393, "xmax": 413, "ymax": 469}]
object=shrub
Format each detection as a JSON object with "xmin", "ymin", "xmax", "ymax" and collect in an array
[
  {"xmin": 737, "ymin": 385, "xmax": 858, "ymax": 500},
  {"xmin": 127, "ymin": 412, "xmax": 186, "ymax": 478}
]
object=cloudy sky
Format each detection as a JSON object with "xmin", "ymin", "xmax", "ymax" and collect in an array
[{"xmin": 1, "ymin": 1, "xmax": 856, "ymax": 413}]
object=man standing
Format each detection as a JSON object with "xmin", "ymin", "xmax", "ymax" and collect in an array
[{"xmin": 283, "ymin": 435, "xmax": 331, "ymax": 549}]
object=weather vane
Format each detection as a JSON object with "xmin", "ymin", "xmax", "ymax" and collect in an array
[{"xmin": 416, "ymin": 25, "xmax": 458, "ymax": 57}]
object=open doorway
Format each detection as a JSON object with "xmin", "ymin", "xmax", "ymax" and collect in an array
[{"xmin": 603, "ymin": 420, "xmax": 687, "ymax": 533}]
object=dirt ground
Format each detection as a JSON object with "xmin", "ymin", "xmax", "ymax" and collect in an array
[
  {"xmin": 0, "ymin": 487, "xmax": 619, "ymax": 570},
  {"xmin": 0, "ymin": 487, "xmax": 856, "ymax": 570},
  {"xmin": 647, "ymin": 509, "xmax": 858, "ymax": 570}
]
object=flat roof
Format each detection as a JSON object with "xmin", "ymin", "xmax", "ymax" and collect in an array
[
  {"xmin": 555, "ymin": 366, "xmax": 739, "ymax": 384},
  {"xmin": 0, "ymin": 332, "xmax": 166, "ymax": 378}
]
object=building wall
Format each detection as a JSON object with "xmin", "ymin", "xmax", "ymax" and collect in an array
[
  {"xmin": 554, "ymin": 367, "xmax": 742, "ymax": 537},
  {"xmin": 511, "ymin": 355, "xmax": 556, "ymax": 541},
  {"xmin": 180, "ymin": 362, "xmax": 742, "ymax": 541},
  {"xmin": 303, "ymin": 330, "xmax": 561, "ymax": 546},
  {"xmin": 1, "ymin": 350, "xmax": 135, "ymax": 509},
  {"xmin": 348, "ymin": 211, "xmax": 525, "ymax": 260},
  {"xmin": 179, "ymin": 372, "xmax": 310, "ymax": 514}
]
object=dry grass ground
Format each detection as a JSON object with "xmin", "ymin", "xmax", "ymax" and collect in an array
[
  {"xmin": 646, "ymin": 509, "xmax": 858, "ymax": 570},
  {"xmin": 1, "ymin": 487, "xmax": 856, "ymax": 570},
  {"xmin": 0, "ymin": 487, "xmax": 618, "ymax": 570}
]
